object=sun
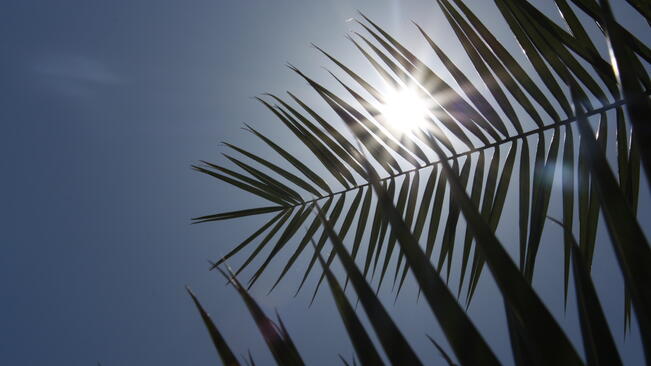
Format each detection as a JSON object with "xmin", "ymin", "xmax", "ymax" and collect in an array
[{"xmin": 380, "ymin": 87, "xmax": 430, "ymax": 133}]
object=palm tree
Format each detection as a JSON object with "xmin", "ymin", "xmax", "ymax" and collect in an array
[{"xmin": 189, "ymin": 0, "xmax": 651, "ymax": 364}]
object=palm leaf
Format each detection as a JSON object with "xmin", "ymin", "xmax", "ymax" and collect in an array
[
  {"xmin": 315, "ymin": 205, "xmax": 424, "ymax": 366},
  {"xmin": 570, "ymin": 84, "xmax": 651, "ymax": 362},
  {"xmin": 195, "ymin": 0, "xmax": 647, "ymax": 314},
  {"xmin": 186, "ymin": 287, "xmax": 241, "ymax": 366},
  {"xmin": 217, "ymin": 267, "xmax": 305, "ymax": 366},
  {"xmin": 192, "ymin": 0, "xmax": 651, "ymax": 364},
  {"xmin": 355, "ymin": 156, "xmax": 501, "ymax": 366},
  {"xmin": 427, "ymin": 335, "xmax": 458, "ymax": 366},
  {"xmin": 548, "ymin": 217, "xmax": 623, "ymax": 366},
  {"xmin": 314, "ymin": 242, "xmax": 386, "ymax": 366}
]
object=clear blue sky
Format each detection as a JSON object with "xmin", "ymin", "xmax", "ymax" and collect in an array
[{"xmin": 1, "ymin": 1, "xmax": 648, "ymax": 365}]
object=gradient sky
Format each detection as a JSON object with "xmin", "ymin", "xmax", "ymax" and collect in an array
[{"xmin": 1, "ymin": 1, "xmax": 648, "ymax": 365}]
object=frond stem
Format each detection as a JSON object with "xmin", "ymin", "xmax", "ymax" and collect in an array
[{"xmin": 288, "ymin": 92, "xmax": 648, "ymax": 208}]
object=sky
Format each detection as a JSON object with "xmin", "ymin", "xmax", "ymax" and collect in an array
[{"xmin": 1, "ymin": 1, "xmax": 649, "ymax": 365}]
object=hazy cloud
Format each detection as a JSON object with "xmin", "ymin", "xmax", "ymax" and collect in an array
[{"xmin": 32, "ymin": 54, "xmax": 122, "ymax": 98}]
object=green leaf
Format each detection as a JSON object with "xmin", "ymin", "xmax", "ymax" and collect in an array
[
  {"xmin": 466, "ymin": 141, "xmax": 517, "ymax": 303},
  {"xmin": 269, "ymin": 198, "xmax": 334, "ymax": 293},
  {"xmin": 234, "ymin": 208, "xmax": 295, "ymax": 277},
  {"xmin": 356, "ymin": 30, "xmax": 493, "ymax": 147},
  {"xmin": 268, "ymin": 93, "xmax": 361, "ymax": 185},
  {"xmin": 370, "ymin": 179, "xmax": 395, "ymax": 279},
  {"xmin": 615, "ymin": 107, "xmax": 629, "ymax": 194},
  {"xmin": 422, "ymin": 128, "xmax": 584, "ymax": 365},
  {"xmin": 192, "ymin": 206, "xmax": 286, "ymax": 224},
  {"xmin": 586, "ymin": 115, "xmax": 608, "ymax": 267},
  {"xmin": 289, "ymin": 65, "xmax": 401, "ymax": 175},
  {"xmin": 500, "ymin": 0, "xmax": 607, "ymax": 106},
  {"xmin": 199, "ymin": 160, "xmax": 297, "ymax": 204},
  {"xmin": 624, "ymin": 0, "xmax": 651, "ymax": 22},
  {"xmin": 310, "ymin": 188, "xmax": 365, "ymax": 304},
  {"xmin": 345, "ymin": 35, "xmax": 472, "ymax": 151},
  {"xmin": 259, "ymin": 99, "xmax": 353, "ymax": 190},
  {"xmin": 248, "ymin": 204, "xmax": 314, "ymax": 289},
  {"xmin": 437, "ymin": 158, "xmax": 471, "ymax": 282},
  {"xmin": 222, "ymin": 142, "xmax": 322, "ymax": 198},
  {"xmin": 570, "ymin": 0, "xmax": 651, "ymax": 81},
  {"xmin": 524, "ymin": 128, "xmax": 561, "ymax": 282},
  {"xmin": 362, "ymin": 186, "xmax": 387, "ymax": 281},
  {"xmin": 547, "ymin": 217, "xmax": 623, "ymax": 366},
  {"xmin": 561, "ymin": 125, "xmax": 575, "ymax": 308},
  {"xmin": 314, "ymin": 243, "xmax": 386, "ymax": 366},
  {"xmin": 217, "ymin": 268, "xmax": 305, "ymax": 366},
  {"xmin": 426, "ymin": 336, "xmax": 458, "ymax": 366},
  {"xmin": 211, "ymin": 209, "xmax": 287, "ymax": 269},
  {"xmin": 295, "ymin": 194, "xmax": 346, "ymax": 295},
  {"xmin": 286, "ymin": 92, "xmax": 369, "ymax": 179},
  {"xmin": 396, "ymin": 167, "xmax": 440, "ymax": 296},
  {"xmin": 222, "ymin": 154, "xmax": 302, "ymax": 204},
  {"xmin": 513, "ymin": 0, "xmax": 619, "ymax": 98},
  {"xmin": 326, "ymin": 71, "xmax": 427, "ymax": 168},
  {"xmin": 489, "ymin": 141, "xmax": 518, "ymax": 231},
  {"xmin": 377, "ymin": 173, "xmax": 411, "ymax": 292},
  {"xmin": 314, "ymin": 206, "xmax": 424, "ymax": 366},
  {"xmin": 459, "ymin": 152, "xmax": 485, "ymax": 296},
  {"xmin": 467, "ymin": 147, "xmax": 501, "ymax": 303},
  {"xmin": 351, "ymin": 186, "xmax": 373, "ymax": 263},
  {"xmin": 425, "ymin": 166, "xmax": 448, "ymax": 263},
  {"xmin": 315, "ymin": 44, "xmax": 434, "ymax": 162},
  {"xmin": 244, "ymin": 123, "xmax": 333, "ymax": 194},
  {"xmin": 411, "ymin": 24, "xmax": 509, "ymax": 138},
  {"xmin": 358, "ymin": 155, "xmax": 501, "ymax": 366},
  {"xmin": 571, "ymin": 85, "xmax": 651, "ymax": 361},
  {"xmin": 186, "ymin": 287, "xmax": 241, "ymax": 366},
  {"xmin": 503, "ymin": 300, "xmax": 535, "ymax": 366},
  {"xmin": 440, "ymin": 0, "xmax": 551, "ymax": 128},
  {"xmin": 393, "ymin": 171, "xmax": 421, "ymax": 293},
  {"xmin": 519, "ymin": 139, "xmax": 531, "ymax": 270},
  {"xmin": 412, "ymin": 167, "xmax": 440, "ymax": 241},
  {"xmin": 451, "ymin": 0, "xmax": 572, "ymax": 121},
  {"xmin": 245, "ymin": 350, "xmax": 256, "ymax": 366},
  {"xmin": 597, "ymin": 0, "xmax": 651, "ymax": 188},
  {"xmin": 192, "ymin": 164, "xmax": 289, "ymax": 206},
  {"xmin": 276, "ymin": 102, "xmax": 359, "ymax": 189},
  {"xmin": 358, "ymin": 15, "xmax": 505, "ymax": 141}
]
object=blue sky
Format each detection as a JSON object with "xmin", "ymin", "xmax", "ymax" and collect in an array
[{"xmin": 1, "ymin": 1, "xmax": 648, "ymax": 365}]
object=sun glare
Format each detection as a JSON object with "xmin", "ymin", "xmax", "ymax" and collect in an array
[{"xmin": 380, "ymin": 87, "xmax": 430, "ymax": 133}]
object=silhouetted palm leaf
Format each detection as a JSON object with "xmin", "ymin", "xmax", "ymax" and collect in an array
[
  {"xmin": 194, "ymin": 0, "xmax": 650, "ymax": 347},
  {"xmin": 189, "ymin": 1, "xmax": 651, "ymax": 365},
  {"xmin": 186, "ymin": 287, "xmax": 241, "ymax": 366}
]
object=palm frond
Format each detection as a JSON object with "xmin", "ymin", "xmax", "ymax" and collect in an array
[
  {"xmin": 191, "ymin": 1, "xmax": 651, "ymax": 365},
  {"xmin": 195, "ymin": 0, "xmax": 648, "ymax": 313},
  {"xmin": 217, "ymin": 267, "xmax": 305, "ymax": 366},
  {"xmin": 186, "ymin": 287, "xmax": 241, "ymax": 366}
]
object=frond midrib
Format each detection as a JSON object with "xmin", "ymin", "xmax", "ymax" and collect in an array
[{"xmin": 285, "ymin": 92, "xmax": 648, "ymax": 208}]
